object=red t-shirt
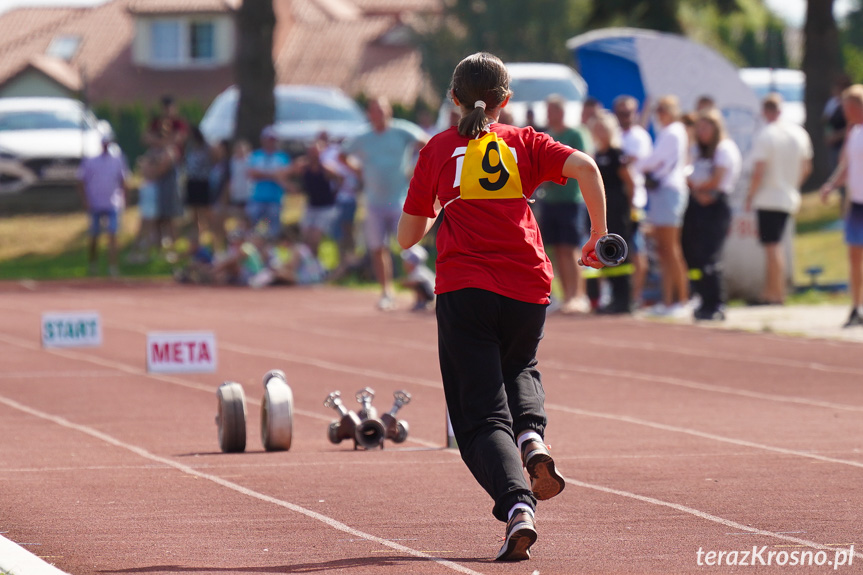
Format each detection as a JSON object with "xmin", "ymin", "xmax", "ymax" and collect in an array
[{"xmin": 403, "ymin": 123, "xmax": 573, "ymax": 304}]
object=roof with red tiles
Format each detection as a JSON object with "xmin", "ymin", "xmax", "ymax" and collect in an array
[{"xmin": 0, "ymin": 0, "xmax": 440, "ymax": 107}]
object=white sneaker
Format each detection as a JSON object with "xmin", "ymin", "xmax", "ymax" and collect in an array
[
  {"xmin": 647, "ymin": 302, "xmax": 668, "ymax": 316},
  {"xmin": 666, "ymin": 303, "xmax": 691, "ymax": 319},
  {"xmin": 377, "ymin": 295, "xmax": 396, "ymax": 311}
]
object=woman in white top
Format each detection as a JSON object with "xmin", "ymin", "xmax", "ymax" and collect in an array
[
  {"xmin": 683, "ymin": 109, "xmax": 741, "ymax": 320},
  {"xmin": 638, "ymin": 95, "xmax": 690, "ymax": 315}
]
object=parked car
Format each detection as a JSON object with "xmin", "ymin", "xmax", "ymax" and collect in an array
[
  {"xmin": 0, "ymin": 97, "xmax": 114, "ymax": 194},
  {"xmin": 739, "ymin": 67, "xmax": 806, "ymax": 125},
  {"xmin": 436, "ymin": 62, "xmax": 588, "ymax": 131},
  {"xmin": 199, "ymin": 85, "xmax": 369, "ymax": 157}
]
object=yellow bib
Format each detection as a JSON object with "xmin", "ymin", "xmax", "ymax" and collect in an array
[{"xmin": 459, "ymin": 131, "xmax": 523, "ymax": 200}]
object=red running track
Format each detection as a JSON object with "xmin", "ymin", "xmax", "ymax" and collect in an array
[{"xmin": 0, "ymin": 281, "xmax": 862, "ymax": 574}]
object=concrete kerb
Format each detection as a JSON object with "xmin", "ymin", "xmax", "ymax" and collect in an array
[
  {"xmin": 642, "ymin": 304, "xmax": 863, "ymax": 343},
  {"xmin": 0, "ymin": 534, "xmax": 70, "ymax": 575}
]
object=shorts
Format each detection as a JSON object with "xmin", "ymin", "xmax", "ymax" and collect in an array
[
  {"xmin": 646, "ymin": 185, "xmax": 688, "ymax": 228},
  {"xmin": 186, "ymin": 179, "xmax": 212, "ymax": 207},
  {"xmin": 364, "ymin": 204, "xmax": 402, "ymax": 251},
  {"xmin": 845, "ymin": 202, "xmax": 863, "ymax": 246},
  {"xmin": 538, "ymin": 202, "xmax": 584, "ymax": 246},
  {"xmin": 302, "ymin": 205, "xmax": 339, "ymax": 234},
  {"xmin": 756, "ymin": 209, "xmax": 790, "ymax": 245},
  {"xmin": 138, "ymin": 182, "xmax": 158, "ymax": 220},
  {"xmin": 90, "ymin": 210, "xmax": 120, "ymax": 236}
]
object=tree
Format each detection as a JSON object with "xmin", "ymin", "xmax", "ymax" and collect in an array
[
  {"xmin": 803, "ymin": 0, "xmax": 842, "ymax": 184},
  {"xmin": 588, "ymin": 0, "xmax": 683, "ymax": 33},
  {"xmin": 234, "ymin": 0, "xmax": 276, "ymax": 147},
  {"xmin": 417, "ymin": 0, "xmax": 590, "ymax": 95}
]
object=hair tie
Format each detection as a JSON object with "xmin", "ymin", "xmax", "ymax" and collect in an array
[{"xmin": 474, "ymin": 100, "xmax": 487, "ymax": 110}]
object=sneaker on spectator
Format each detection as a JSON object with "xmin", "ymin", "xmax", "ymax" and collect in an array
[
  {"xmin": 495, "ymin": 509, "xmax": 537, "ymax": 561},
  {"xmin": 843, "ymin": 308, "xmax": 863, "ymax": 328},
  {"xmin": 521, "ymin": 439, "xmax": 565, "ymax": 501},
  {"xmin": 377, "ymin": 294, "xmax": 396, "ymax": 311}
]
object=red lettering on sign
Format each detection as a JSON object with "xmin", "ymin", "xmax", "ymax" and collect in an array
[
  {"xmin": 153, "ymin": 343, "xmax": 171, "ymax": 363},
  {"xmin": 199, "ymin": 342, "xmax": 211, "ymax": 362}
]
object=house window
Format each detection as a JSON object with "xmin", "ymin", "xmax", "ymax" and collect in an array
[
  {"xmin": 190, "ymin": 22, "xmax": 215, "ymax": 60},
  {"xmin": 148, "ymin": 19, "xmax": 217, "ymax": 66},
  {"xmin": 151, "ymin": 21, "xmax": 181, "ymax": 64},
  {"xmin": 46, "ymin": 35, "xmax": 82, "ymax": 61}
]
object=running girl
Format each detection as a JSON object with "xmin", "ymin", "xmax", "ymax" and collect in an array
[{"xmin": 397, "ymin": 52, "xmax": 608, "ymax": 562}]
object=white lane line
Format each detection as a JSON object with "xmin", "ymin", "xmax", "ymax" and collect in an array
[
  {"xmin": 545, "ymin": 361, "xmax": 863, "ymax": 413},
  {"xmin": 0, "ymin": 533, "xmax": 70, "ymax": 575},
  {"xmin": 564, "ymin": 477, "xmax": 863, "ymax": 561},
  {"xmin": 576, "ymin": 335, "xmax": 863, "ymax": 378},
  {"xmin": 0, "ymin": 333, "xmax": 440, "ymax": 449},
  {"xmin": 0, "ymin": 370, "xmax": 118, "ymax": 380},
  {"xmin": 548, "ymin": 402, "xmax": 863, "ymax": 469},
  {"xmin": 0, "ymin": 393, "xmax": 484, "ymax": 575},
  {"xmin": 4, "ymin": 332, "xmax": 861, "ymax": 463}
]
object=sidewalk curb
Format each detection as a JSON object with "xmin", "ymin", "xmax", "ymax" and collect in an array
[{"xmin": 0, "ymin": 534, "xmax": 70, "ymax": 575}]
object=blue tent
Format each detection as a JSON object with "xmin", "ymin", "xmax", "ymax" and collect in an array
[{"xmin": 568, "ymin": 28, "xmax": 760, "ymax": 156}]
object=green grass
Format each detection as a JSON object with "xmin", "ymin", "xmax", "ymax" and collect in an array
[
  {"xmin": 792, "ymin": 192, "xmax": 848, "ymax": 286},
  {"xmin": 0, "ymin": 190, "xmax": 853, "ymax": 301}
]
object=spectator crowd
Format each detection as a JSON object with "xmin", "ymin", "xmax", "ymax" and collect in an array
[{"xmin": 77, "ymin": 82, "xmax": 863, "ymax": 328}]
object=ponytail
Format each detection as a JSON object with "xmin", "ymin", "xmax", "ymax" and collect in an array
[
  {"xmin": 458, "ymin": 101, "xmax": 491, "ymax": 138},
  {"xmin": 450, "ymin": 52, "xmax": 512, "ymax": 139}
]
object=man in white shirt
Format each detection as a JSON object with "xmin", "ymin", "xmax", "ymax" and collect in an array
[
  {"xmin": 614, "ymin": 95, "xmax": 653, "ymax": 307},
  {"xmin": 745, "ymin": 94, "xmax": 813, "ymax": 305},
  {"xmin": 820, "ymin": 84, "xmax": 863, "ymax": 327}
]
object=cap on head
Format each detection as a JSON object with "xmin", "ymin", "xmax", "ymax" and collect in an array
[{"xmin": 261, "ymin": 125, "xmax": 278, "ymax": 140}]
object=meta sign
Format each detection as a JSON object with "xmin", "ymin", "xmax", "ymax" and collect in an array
[
  {"xmin": 146, "ymin": 332, "xmax": 217, "ymax": 374},
  {"xmin": 41, "ymin": 311, "xmax": 102, "ymax": 348}
]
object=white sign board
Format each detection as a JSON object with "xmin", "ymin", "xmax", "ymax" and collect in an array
[
  {"xmin": 41, "ymin": 311, "xmax": 102, "ymax": 348},
  {"xmin": 146, "ymin": 332, "xmax": 217, "ymax": 374}
]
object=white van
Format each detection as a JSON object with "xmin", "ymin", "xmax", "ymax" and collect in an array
[{"xmin": 437, "ymin": 62, "xmax": 588, "ymax": 131}]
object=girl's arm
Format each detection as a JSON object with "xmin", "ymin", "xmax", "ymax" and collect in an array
[
  {"xmin": 398, "ymin": 207, "xmax": 439, "ymax": 249},
  {"xmin": 563, "ymin": 151, "xmax": 607, "ymax": 268}
]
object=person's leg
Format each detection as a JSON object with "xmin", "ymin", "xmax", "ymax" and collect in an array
[
  {"xmin": 762, "ymin": 244, "xmax": 782, "ymax": 304},
  {"xmin": 630, "ymin": 224, "xmax": 648, "ymax": 308},
  {"xmin": 554, "ymin": 244, "xmax": 579, "ymax": 304},
  {"xmin": 850, "ymin": 245, "xmax": 863, "ymax": 310},
  {"xmin": 653, "ymin": 226, "xmax": 675, "ymax": 307},
  {"xmin": 497, "ymin": 295, "xmax": 566, "ymax": 499},
  {"xmin": 698, "ymin": 199, "xmax": 732, "ymax": 315},
  {"xmin": 106, "ymin": 211, "xmax": 120, "ymax": 276},
  {"xmin": 436, "ymin": 289, "xmax": 536, "ymax": 522},
  {"xmin": 88, "ymin": 213, "xmax": 100, "ymax": 274},
  {"xmin": 669, "ymin": 225, "xmax": 689, "ymax": 305}
]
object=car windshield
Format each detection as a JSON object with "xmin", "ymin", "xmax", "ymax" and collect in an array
[
  {"xmin": 0, "ymin": 109, "xmax": 85, "ymax": 131},
  {"xmin": 748, "ymin": 83, "xmax": 804, "ymax": 103},
  {"xmin": 509, "ymin": 77, "xmax": 584, "ymax": 102},
  {"xmin": 207, "ymin": 91, "xmax": 365, "ymax": 124},
  {"xmin": 275, "ymin": 97, "xmax": 364, "ymax": 123}
]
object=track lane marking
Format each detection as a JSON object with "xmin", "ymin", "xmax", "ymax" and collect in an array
[
  {"xmin": 8, "ymin": 293, "xmax": 862, "ymax": 377},
  {"xmin": 2, "ymin": 319, "xmax": 863, "ymax": 567},
  {"xmin": 2, "ymin": 332, "xmax": 861, "ymax": 465},
  {"xmin": 0, "ymin": 392, "xmax": 484, "ymax": 575},
  {"xmin": 547, "ymin": 402, "xmax": 863, "ymax": 469},
  {"xmin": 545, "ymin": 361, "xmax": 863, "ymax": 413},
  {"xmin": 564, "ymin": 477, "xmax": 863, "ymax": 561}
]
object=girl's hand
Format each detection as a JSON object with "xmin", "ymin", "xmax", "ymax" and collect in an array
[{"xmin": 579, "ymin": 234, "xmax": 604, "ymax": 269}]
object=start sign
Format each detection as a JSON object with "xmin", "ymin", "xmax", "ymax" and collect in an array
[
  {"xmin": 146, "ymin": 332, "xmax": 217, "ymax": 374},
  {"xmin": 41, "ymin": 311, "xmax": 102, "ymax": 348}
]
